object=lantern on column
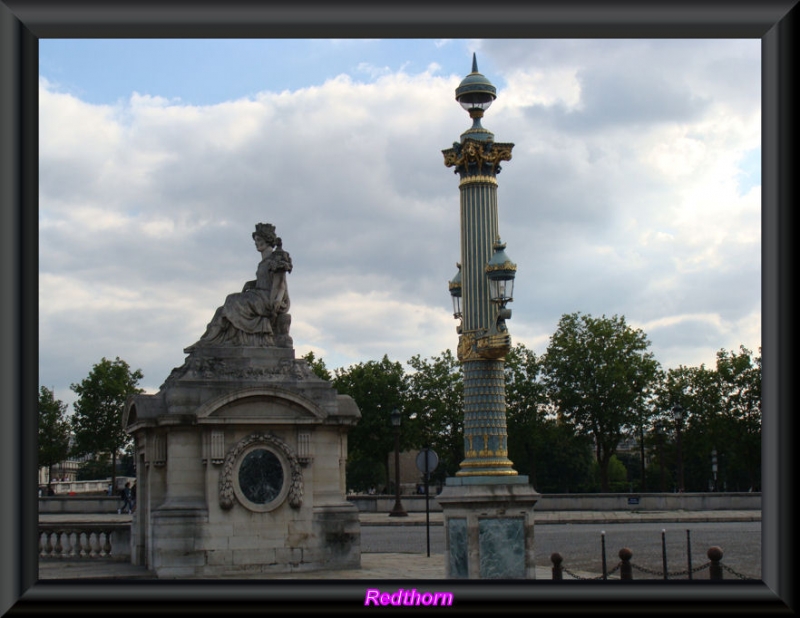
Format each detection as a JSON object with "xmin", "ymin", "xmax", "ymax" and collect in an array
[{"xmin": 486, "ymin": 239, "xmax": 516, "ymax": 307}]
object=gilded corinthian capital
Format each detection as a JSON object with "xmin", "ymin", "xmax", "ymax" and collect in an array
[{"xmin": 442, "ymin": 138, "xmax": 514, "ymax": 178}]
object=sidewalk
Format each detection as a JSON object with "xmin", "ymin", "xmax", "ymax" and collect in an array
[
  {"xmin": 37, "ymin": 509, "xmax": 760, "ymax": 580},
  {"xmin": 39, "ymin": 508, "xmax": 761, "ymax": 526},
  {"xmin": 358, "ymin": 509, "xmax": 761, "ymax": 526}
]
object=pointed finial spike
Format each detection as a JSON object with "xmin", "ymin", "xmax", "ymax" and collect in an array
[{"xmin": 472, "ymin": 53, "xmax": 479, "ymax": 73}]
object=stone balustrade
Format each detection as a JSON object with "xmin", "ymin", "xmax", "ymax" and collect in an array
[
  {"xmin": 41, "ymin": 477, "xmax": 135, "ymax": 496},
  {"xmin": 39, "ymin": 496, "xmax": 124, "ymax": 514},
  {"xmin": 39, "ymin": 523, "xmax": 131, "ymax": 561}
]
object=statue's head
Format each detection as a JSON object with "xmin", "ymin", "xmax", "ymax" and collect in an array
[{"xmin": 253, "ymin": 223, "xmax": 277, "ymax": 247}]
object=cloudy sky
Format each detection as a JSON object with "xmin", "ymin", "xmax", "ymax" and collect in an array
[{"xmin": 38, "ymin": 38, "xmax": 761, "ymax": 412}]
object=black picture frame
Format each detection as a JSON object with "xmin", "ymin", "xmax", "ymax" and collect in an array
[{"xmin": 2, "ymin": 1, "xmax": 795, "ymax": 614}]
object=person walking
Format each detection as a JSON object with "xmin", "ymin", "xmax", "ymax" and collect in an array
[{"xmin": 118, "ymin": 482, "xmax": 133, "ymax": 514}]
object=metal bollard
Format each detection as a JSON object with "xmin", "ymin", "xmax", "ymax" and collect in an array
[
  {"xmin": 661, "ymin": 529, "xmax": 668, "ymax": 580},
  {"xmin": 708, "ymin": 546, "xmax": 724, "ymax": 580},
  {"xmin": 601, "ymin": 531, "xmax": 607, "ymax": 580},
  {"xmin": 619, "ymin": 548, "xmax": 633, "ymax": 580},
  {"xmin": 551, "ymin": 552, "xmax": 563, "ymax": 580}
]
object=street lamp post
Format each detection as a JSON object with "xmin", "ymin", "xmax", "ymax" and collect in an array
[
  {"xmin": 672, "ymin": 404, "xmax": 685, "ymax": 492},
  {"xmin": 437, "ymin": 54, "xmax": 539, "ymax": 580},
  {"xmin": 443, "ymin": 53, "xmax": 517, "ymax": 477},
  {"xmin": 655, "ymin": 421, "xmax": 666, "ymax": 492},
  {"xmin": 639, "ymin": 423, "xmax": 647, "ymax": 492},
  {"xmin": 711, "ymin": 448, "xmax": 718, "ymax": 492},
  {"xmin": 389, "ymin": 408, "xmax": 408, "ymax": 517}
]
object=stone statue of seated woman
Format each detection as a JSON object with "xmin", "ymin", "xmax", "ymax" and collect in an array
[{"xmin": 186, "ymin": 223, "xmax": 293, "ymax": 350}]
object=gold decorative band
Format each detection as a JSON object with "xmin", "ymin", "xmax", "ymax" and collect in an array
[
  {"xmin": 486, "ymin": 262, "xmax": 517, "ymax": 273},
  {"xmin": 456, "ymin": 469, "xmax": 519, "ymax": 477},
  {"xmin": 465, "ymin": 449, "xmax": 510, "ymax": 459},
  {"xmin": 458, "ymin": 458, "xmax": 515, "ymax": 468},
  {"xmin": 459, "ymin": 175, "xmax": 498, "ymax": 187}
]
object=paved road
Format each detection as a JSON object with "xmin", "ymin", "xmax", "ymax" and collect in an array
[
  {"xmin": 361, "ymin": 521, "xmax": 761, "ymax": 580},
  {"xmin": 37, "ymin": 510, "xmax": 761, "ymax": 581}
]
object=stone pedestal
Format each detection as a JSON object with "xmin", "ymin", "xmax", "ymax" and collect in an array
[
  {"xmin": 436, "ymin": 476, "xmax": 539, "ymax": 579},
  {"xmin": 123, "ymin": 345, "xmax": 361, "ymax": 577}
]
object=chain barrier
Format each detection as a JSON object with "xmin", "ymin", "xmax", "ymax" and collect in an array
[
  {"xmin": 630, "ymin": 561, "xmax": 713, "ymax": 578},
  {"xmin": 551, "ymin": 529, "xmax": 758, "ymax": 581},
  {"xmin": 721, "ymin": 563, "xmax": 751, "ymax": 580},
  {"xmin": 557, "ymin": 559, "xmax": 756, "ymax": 580},
  {"xmin": 561, "ymin": 562, "xmax": 621, "ymax": 580}
]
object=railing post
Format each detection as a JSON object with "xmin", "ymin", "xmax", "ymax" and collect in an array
[
  {"xmin": 551, "ymin": 552, "xmax": 563, "ymax": 580},
  {"xmin": 708, "ymin": 546, "xmax": 724, "ymax": 580},
  {"xmin": 43, "ymin": 532, "xmax": 53, "ymax": 557},
  {"xmin": 601, "ymin": 531, "xmax": 608, "ymax": 580},
  {"xmin": 619, "ymin": 548, "xmax": 633, "ymax": 580}
]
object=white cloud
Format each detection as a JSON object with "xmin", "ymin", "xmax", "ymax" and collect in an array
[
  {"xmin": 501, "ymin": 67, "xmax": 582, "ymax": 111},
  {"xmin": 38, "ymin": 39, "xmax": 761, "ymax": 409}
]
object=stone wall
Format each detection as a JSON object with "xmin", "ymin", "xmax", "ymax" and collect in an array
[
  {"xmin": 40, "ymin": 491, "xmax": 762, "ymax": 515},
  {"xmin": 346, "ymin": 492, "xmax": 762, "ymax": 513}
]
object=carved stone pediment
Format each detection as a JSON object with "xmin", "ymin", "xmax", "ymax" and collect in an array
[{"xmin": 194, "ymin": 387, "xmax": 326, "ymax": 424}]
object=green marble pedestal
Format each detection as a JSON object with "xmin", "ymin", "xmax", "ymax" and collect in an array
[{"xmin": 436, "ymin": 476, "xmax": 540, "ymax": 579}]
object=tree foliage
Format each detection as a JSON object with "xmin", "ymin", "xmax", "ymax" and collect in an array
[
  {"xmin": 70, "ymin": 357, "xmax": 143, "ymax": 490},
  {"xmin": 76, "ymin": 455, "xmax": 112, "ymax": 482},
  {"xmin": 504, "ymin": 344, "xmax": 546, "ymax": 483},
  {"xmin": 299, "ymin": 317, "xmax": 759, "ymax": 495},
  {"xmin": 543, "ymin": 313, "xmax": 661, "ymax": 491},
  {"xmin": 715, "ymin": 346, "xmax": 761, "ymax": 491},
  {"xmin": 503, "ymin": 343, "xmax": 595, "ymax": 492},
  {"xmin": 405, "ymin": 350, "xmax": 463, "ymax": 480},
  {"xmin": 38, "ymin": 386, "xmax": 72, "ymax": 487},
  {"xmin": 653, "ymin": 346, "xmax": 761, "ymax": 491},
  {"xmin": 331, "ymin": 355, "xmax": 409, "ymax": 491},
  {"xmin": 302, "ymin": 350, "xmax": 332, "ymax": 381}
]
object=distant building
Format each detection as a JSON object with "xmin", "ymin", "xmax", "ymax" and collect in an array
[{"xmin": 38, "ymin": 434, "xmax": 106, "ymax": 486}]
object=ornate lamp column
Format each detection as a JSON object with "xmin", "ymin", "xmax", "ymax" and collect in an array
[
  {"xmin": 442, "ymin": 53, "xmax": 517, "ymax": 477},
  {"xmin": 437, "ymin": 55, "xmax": 539, "ymax": 579}
]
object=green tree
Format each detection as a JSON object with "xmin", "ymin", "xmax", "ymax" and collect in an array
[
  {"xmin": 302, "ymin": 350, "xmax": 332, "ymax": 381},
  {"xmin": 504, "ymin": 343, "xmax": 546, "ymax": 484},
  {"xmin": 503, "ymin": 343, "xmax": 596, "ymax": 492},
  {"xmin": 535, "ymin": 419, "xmax": 596, "ymax": 493},
  {"xmin": 38, "ymin": 386, "xmax": 72, "ymax": 490},
  {"xmin": 543, "ymin": 312, "xmax": 661, "ymax": 492},
  {"xmin": 332, "ymin": 355, "xmax": 409, "ymax": 492},
  {"xmin": 653, "ymin": 347, "xmax": 761, "ymax": 492},
  {"xmin": 406, "ymin": 350, "xmax": 463, "ymax": 479},
  {"xmin": 655, "ymin": 363, "xmax": 721, "ymax": 491},
  {"xmin": 70, "ymin": 357, "xmax": 143, "ymax": 490},
  {"xmin": 589, "ymin": 454, "xmax": 629, "ymax": 492},
  {"xmin": 76, "ymin": 455, "xmax": 112, "ymax": 482},
  {"xmin": 714, "ymin": 346, "xmax": 761, "ymax": 491}
]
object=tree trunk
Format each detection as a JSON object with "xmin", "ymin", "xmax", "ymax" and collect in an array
[
  {"xmin": 526, "ymin": 443, "xmax": 537, "ymax": 488},
  {"xmin": 595, "ymin": 444, "xmax": 610, "ymax": 492},
  {"xmin": 597, "ymin": 445, "xmax": 611, "ymax": 492}
]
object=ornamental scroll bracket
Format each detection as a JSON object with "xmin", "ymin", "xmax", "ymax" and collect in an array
[
  {"xmin": 457, "ymin": 330, "xmax": 511, "ymax": 362},
  {"xmin": 442, "ymin": 139, "xmax": 514, "ymax": 178}
]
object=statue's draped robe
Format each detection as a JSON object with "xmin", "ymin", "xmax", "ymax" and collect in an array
[{"xmin": 191, "ymin": 251, "xmax": 291, "ymax": 348}]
